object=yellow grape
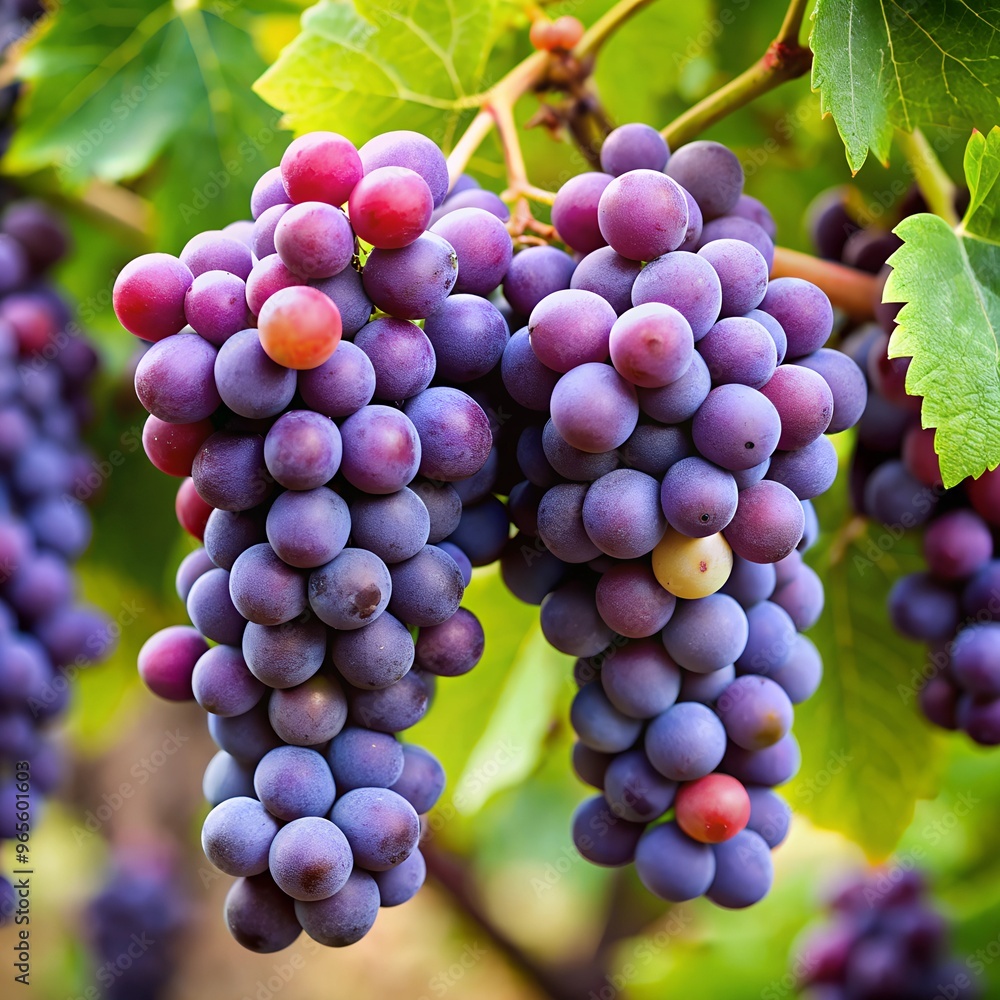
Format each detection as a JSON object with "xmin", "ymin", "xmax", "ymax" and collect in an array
[{"xmin": 651, "ymin": 527, "xmax": 733, "ymax": 599}]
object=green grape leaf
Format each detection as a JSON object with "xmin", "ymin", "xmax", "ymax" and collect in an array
[
  {"xmin": 255, "ymin": 0, "xmax": 511, "ymax": 148},
  {"xmin": 7, "ymin": 0, "xmax": 295, "ymax": 247},
  {"xmin": 791, "ymin": 480, "xmax": 942, "ymax": 858},
  {"xmin": 810, "ymin": 0, "xmax": 1000, "ymax": 172},
  {"xmin": 885, "ymin": 128, "xmax": 1000, "ymax": 488}
]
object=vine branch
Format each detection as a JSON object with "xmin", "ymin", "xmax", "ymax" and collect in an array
[
  {"xmin": 895, "ymin": 127, "xmax": 960, "ymax": 227},
  {"xmin": 661, "ymin": 0, "xmax": 813, "ymax": 148},
  {"xmin": 573, "ymin": 0, "xmax": 658, "ymax": 59},
  {"xmin": 772, "ymin": 246, "xmax": 878, "ymax": 320}
]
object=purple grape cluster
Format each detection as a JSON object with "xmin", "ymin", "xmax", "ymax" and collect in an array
[
  {"xmin": 118, "ymin": 129, "xmax": 509, "ymax": 950},
  {"xmin": 0, "ymin": 198, "xmax": 112, "ymax": 926},
  {"xmin": 495, "ymin": 125, "xmax": 866, "ymax": 908},
  {"xmin": 794, "ymin": 868, "xmax": 976, "ymax": 1000},
  {"xmin": 85, "ymin": 841, "xmax": 187, "ymax": 1000},
  {"xmin": 813, "ymin": 188, "xmax": 1000, "ymax": 746}
]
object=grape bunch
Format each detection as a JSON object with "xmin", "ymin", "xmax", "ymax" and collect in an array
[
  {"xmin": 793, "ymin": 867, "xmax": 977, "ymax": 1000},
  {"xmin": 85, "ymin": 841, "xmax": 187, "ymax": 1000},
  {"xmin": 0, "ymin": 198, "xmax": 111, "ymax": 925},
  {"xmin": 811, "ymin": 188, "xmax": 1000, "ymax": 746},
  {"xmin": 116, "ymin": 129, "xmax": 506, "ymax": 950},
  {"xmin": 495, "ymin": 126, "xmax": 866, "ymax": 908}
]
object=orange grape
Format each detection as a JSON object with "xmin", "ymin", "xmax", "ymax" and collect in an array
[{"xmin": 257, "ymin": 285, "xmax": 342, "ymax": 370}]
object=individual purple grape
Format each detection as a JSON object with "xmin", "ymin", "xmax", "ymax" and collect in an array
[
  {"xmin": 571, "ymin": 795, "xmax": 645, "ymax": 866},
  {"xmin": 223, "ymin": 219, "xmax": 256, "ymax": 247},
  {"xmin": 767, "ymin": 633, "xmax": 822, "ymax": 703},
  {"xmin": 310, "ymin": 265, "xmax": 372, "ymax": 336},
  {"xmin": 571, "ymin": 742, "xmax": 611, "ymax": 788},
  {"xmin": 736, "ymin": 599, "xmax": 797, "ymax": 676},
  {"xmin": 414, "ymin": 608, "xmax": 484, "ymax": 676},
  {"xmin": 924, "ymin": 510, "xmax": 993, "ymax": 581},
  {"xmin": 242, "ymin": 616, "xmax": 327, "ymax": 689},
  {"xmin": 950, "ymin": 624, "xmax": 1000, "ymax": 696},
  {"xmin": 372, "ymin": 848, "xmax": 426, "ymax": 906},
  {"xmin": 229, "ymin": 543, "xmax": 307, "ymax": 626},
  {"xmin": 192, "ymin": 644, "xmax": 265, "ymax": 717},
  {"xmin": 795, "ymin": 347, "xmax": 867, "ymax": 433},
  {"xmin": 537, "ymin": 483, "xmax": 600, "ymax": 563},
  {"xmin": 339, "ymin": 405, "xmax": 421, "ymax": 494},
  {"xmin": 759, "ymin": 364, "xmax": 834, "ymax": 451},
  {"xmin": 541, "ymin": 580, "xmax": 613, "ymax": 657},
  {"xmin": 635, "ymin": 821, "xmax": 716, "ymax": 901},
  {"xmin": 660, "ymin": 456, "xmax": 739, "ymax": 538},
  {"xmin": 245, "ymin": 254, "xmax": 303, "ymax": 315},
  {"xmin": 645, "ymin": 701, "xmax": 727, "ymax": 780},
  {"xmin": 423, "ymin": 295, "xmax": 509, "ymax": 383},
  {"xmin": 347, "ymin": 488, "xmax": 428, "ymax": 566},
  {"xmin": 252, "ymin": 203, "xmax": 292, "ymax": 258},
  {"xmin": 136, "ymin": 625, "xmax": 207, "ymax": 701},
  {"xmin": 404, "ymin": 387, "xmax": 492, "ymax": 481},
  {"xmin": 362, "ymin": 233, "xmax": 457, "ymax": 319},
  {"xmin": 266, "ymin": 488, "xmax": 350, "ymax": 569},
  {"xmin": 595, "ymin": 561, "xmax": 676, "ymax": 638},
  {"xmin": 603, "ymin": 748, "xmax": 676, "ymax": 823},
  {"xmin": 863, "ymin": 460, "xmax": 937, "ymax": 526},
  {"xmin": 134, "ymin": 332, "xmax": 220, "ymax": 424},
  {"xmin": 331, "ymin": 786, "xmax": 420, "ymax": 870},
  {"xmin": 716, "ymin": 675, "xmax": 793, "ymax": 750},
  {"xmin": 268, "ymin": 816, "xmax": 353, "ymax": 901},
  {"xmin": 744, "ymin": 786, "xmax": 790, "ymax": 848},
  {"xmin": 551, "ymin": 172, "xmax": 612, "ymax": 254},
  {"xmin": 706, "ymin": 829, "xmax": 773, "ymax": 907},
  {"xmin": 181, "ymin": 230, "xmax": 254, "ymax": 280},
  {"xmin": 428, "ymin": 207, "xmax": 512, "ymax": 295},
  {"xmin": 359, "ymin": 129, "xmax": 449, "ymax": 206},
  {"xmin": 571, "ymin": 678, "xmax": 645, "ymax": 752},
  {"xmin": 600, "ymin": 123, "xmax": 670, "ymax": 175},
  {"xmin": 186, "ymin": 568, "xmax": 246, "ymax": 645},
  {"xmin": 269, "ymin": 674, "xmax": 349, "ymax": 747},
  {"xmin": 201, "ymin": 796, "xmax": 279, "ymax": 877},
  {"xmin": 958, "ymin": 695, "xmax": 1000, "ymax": 744},
  {"xmin": 768, "ymin": 428, "xmax": 836, "ymax": 499},
  {"xmin": 724, "ymin": 481, "xmax": 805, "ymax": 564},
  {"xmin": 192, "ymin": 432, "xmax": 274, "ymax": 512},
  {"xmin": 551, "ymin": 363, "xmax": 638, "ymax": 454},
  {"xmin": 176, "ymin": 547, "xmax": 215, "ymax": 601},
  {"xmin": 759, "ymin": 278, "xmax": 834, "ymax": 358},
  {"xmin": 294, "ymin": 870, "xmax": 380, "ymax": 947},
  {"xmin": 330, "ymin": 611, "xmax": 414, "ymax": 689},
  {"xmin": 698, "ymin": 215, "xmax": 775, "ymax": 269},
  {"xmin": 698, "ymin": 316, "xmax": 777, "ymax": 389},
  {"xmin": 720, "ymin": 733, "xmax": 800, "ymax": 786},
  {"xmin": 349, "ymin": 670, "xmax": 431, "ymax": 732},
  {"xmin": 528, "ymin": 288, "xmax": 615, "ymax": 373},
  {"xmin": 600, "ymin": 638, "xmax": 682, "ymax": 718},
  {"xmin": 214, "ymin": 327, "xmax": 297, "ymax": 420},
  {"xmin": 500, "ymin": 537, "xmax": 567, "ymax": 604},
  {"xmin": 888, "ymin": 573, "xmax": 961, "ymax": 642},
  {"xmin": 297, "ymin": 341, "xmax": 376, "ymax": 418},
  {"xmin": 692, "ymin": 384, "xmax": 781, "ymax": 472},
  {"xmin": 390, "ymin": 744, "xmax": 445, "ymax": 814},
  {"xmin": 113, "ymin": 253, "xmax": 193, "ymax": 342},
  {"xmin": 631, "ymin": 250, "xmax": 722, "ymax": 340},
  {"xmin": 598, "ymin": 170, "xmax": 688, "ymax": 260},
  {"xmin": 203, "ymin": 750, "xmax": 256, "ymax": 805},
  {"xmin": 500, "ymin": 328, "xmax": 561, "ymax": 411},
  {"xmin": 662, "ymin": 593, "xmax": 749, "ymax": 673},
  {"xmin": 582, "ymin": 468, "xmax": 667, "ymax": 559},
  {"xmin": 637, "ymin": 350, "xmax": 712, "ymax": 424},
  {"xmin": 184, "ymin": 270, "xmax": 248, "ymax": 346},
  {"xmin": 204, "ymin": 508, "xmax": 266, "ymax": 572},
  {"xmin": 208, "ymin": 702, "xmax": 282, "ymax": 763},
  {"xmin": 254, "ymin": 745, "xmax": 336, "ymax": 820},
  {"xmin": 665, "ymin": 141, "xmax": 744, "ymax": 219},
  {"xmin": 435, "ymin": 188, "xmax": 510, "ymax": 222},
  {"xmin": 679, "ymin": 663, "xmax": 736, "ymax": 704},
  {"xmin": 272, "ymin": 201, "xmax": 353, "ymax": 280},
  {"xmin": 224, "ymin": 874, "xmax": 301, "ymax": 953},
  {"xmin": 308, "ymin": 548, "xmax": 392, "ymax": 630},
  {"xmin": 446, "ymin": 496, "xmax": 510, "ymax": 567},
  {"xmin": 541, "ymin": 420, "xmax": 617, "ymax": 482},
  {"xmin": 502, "ymin": 245, "xmax": 575, "ymax": 316},
  {"xmin": 608, "ymin": 303, "xmax": 694, "ymax": 388},
  {"xmin": 619, "ymin": 423, "xmax": 691, "ymax": 476},
  {"xmin": 698, "ymin": 239, "xmax": 768, "ymax": 317},
  {"xmin": 354, "ymin": 317, "xmax": 436, "ymax": 401},
  {"xmin": 731, "ymin": 194, "xmax": 776, "ymax": 238},
  {"xmin": 263, "ymin": 410, "xmax": 342, "ymax": 491},
  {"xmin": 326, "ymin": 726, "xmax": 404, "ymax": 791},
  {"xmin": 250, "ymin": 167, "xmax": 290, "ymax": 219},
  {"xmin": 744, "ymin": 308, "xmax": 787, "ymax": 365},
  {"xmin": 410, "ymin": 480, "xmax": 462, "ymax": 543},
  {"xmin": 387, "ymin": 545, "xmax": 464, "ymax": 627},
  {"xmin": 771, "ymin": 563, "xmax": 824, "ymax": 630}
]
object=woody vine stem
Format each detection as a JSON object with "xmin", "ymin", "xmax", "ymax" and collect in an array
[{"xmin": 445, "ymin": 0, "xmax": 880, "ymax": 319}]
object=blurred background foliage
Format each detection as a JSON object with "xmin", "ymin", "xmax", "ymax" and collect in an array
[{"xmin": 2, "ymin": 0, "xmax": 997, "ymax": 998}]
